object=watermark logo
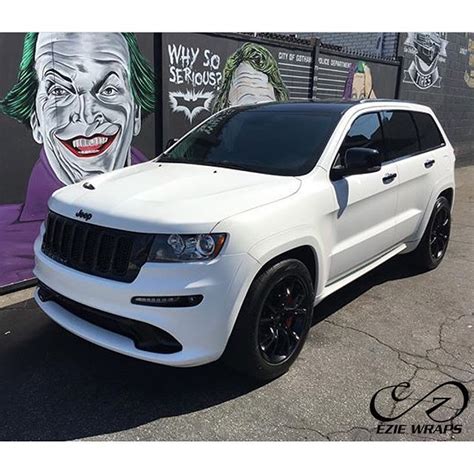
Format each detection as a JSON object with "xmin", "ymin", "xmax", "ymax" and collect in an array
[{"xmin": 370, "ymin": 381, "xmax": 469, "ymax": 436}]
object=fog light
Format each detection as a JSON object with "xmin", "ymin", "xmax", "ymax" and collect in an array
[{"xmin": 131, "ymin": 295, "xmax": 203, "ymax": 307}]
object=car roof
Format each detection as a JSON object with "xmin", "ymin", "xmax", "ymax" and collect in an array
[
  {"xmin": 237, "ymin": 100, "xmax": 358, "ymax": 114},
  {"xmin": 233, "ymin": 99, "xmax": 426, "ymax": 115}
]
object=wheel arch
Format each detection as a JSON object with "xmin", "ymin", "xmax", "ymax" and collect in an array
[
  {"xmin": 248, "ymin": 232, "xmax": 326, "ymax": 297},
  {"xmin": 439, "ymin": 187, "xmax": 454, "ymax": 210},
  {"xmin": 254, "ymin": 245, "xmax": 318, "ymax": 291},
  {"xmin": 409, "ymin": 183, "xmax": 455, "ymax": 248}
]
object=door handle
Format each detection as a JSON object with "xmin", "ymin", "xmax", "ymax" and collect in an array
[
  {"xmin": 382, "ymin": 172, "xmax": 397, "ymax": 184},
  {"xmin": 424, "ymin": 159, "xmax": 435, "ymax": 168}
]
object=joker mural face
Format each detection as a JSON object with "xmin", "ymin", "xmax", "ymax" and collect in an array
[
  {"xmin": 343, "ymin": 61, "xmax": 376, "ymax": 100},
  {"xmin": 0, "ymin": 32, "xmax": 154, "ymax": 289},
  {"xmin": 31, "ymin": 33, "xmax": 141, "ymax": 185},
  {"xmin": 213, "ymin": 43, "xmax": 289, "ymax": 112},
  {"xmin": 227, "ymin": 61, "xmax": 276, "ymax": 106}
]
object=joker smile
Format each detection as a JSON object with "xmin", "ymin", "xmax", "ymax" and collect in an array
[{"xmin": 58, "ymin": 132, "xmax": 118, "ymax": 158}]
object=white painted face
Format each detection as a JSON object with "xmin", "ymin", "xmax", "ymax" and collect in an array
[
  {"xmin": 228, "ymin": 61, "xmax": 276, "ymax": 107},
  {"xmin": 32, "ymin": 33, "xmax": 142, "ymax": 185},
  {"xmin": 352, "ymin": 72, "xmax": 368, "ymax": 99}
]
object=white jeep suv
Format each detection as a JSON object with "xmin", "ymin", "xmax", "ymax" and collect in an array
[{"xmin": 34, "ymin": 100, "xmax": 455, "ymax": 380}]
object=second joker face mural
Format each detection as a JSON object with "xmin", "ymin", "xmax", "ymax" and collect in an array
[{"xmin": 213, "ymin": 43, "xmax": 289, "ymax": 112}]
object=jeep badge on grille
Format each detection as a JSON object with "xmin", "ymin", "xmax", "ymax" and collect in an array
[{"xmin": 75, "ymin": 209, "xmax": 92, "ymax": 221}]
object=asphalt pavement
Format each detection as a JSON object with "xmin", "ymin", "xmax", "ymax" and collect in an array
[{"xmin": 0, "ymin": 165, "xmax": 472, "ymax": 441}]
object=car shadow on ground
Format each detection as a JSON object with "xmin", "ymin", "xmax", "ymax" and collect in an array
[
  {"xmin": 0, "ymin": 255, "xmax": 425, "ymax": 441},
  {"xmin": 312, "ymin": 254, "xmax": 426, "ymax": 326}
]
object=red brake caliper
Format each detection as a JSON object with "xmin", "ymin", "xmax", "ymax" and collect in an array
[{"xmin": 285, "ymin": 289, "xmax": 294, "ymax": 328}]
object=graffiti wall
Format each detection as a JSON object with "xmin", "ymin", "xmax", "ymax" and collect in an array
[
  {"xmin": 402, "ymin": 33, "xmax": 449, "ymax": 90},
  {"xmin": 161, "ymin": 33, "xmax": 314, "ymax": 144},
  {"xmin": 1, "ymin": 31, "xmax": 473, "ymax": 292},
  {"xmin": 313, "ymin": 51, "xmax": 399, "ymax": 100},
  {"xmin": 398, "ymin": 32, "xmax": 474, "ymax": 160},
  {"xmin": 0, "ymin": 33, "xmax": 156, "ymax": 290}
]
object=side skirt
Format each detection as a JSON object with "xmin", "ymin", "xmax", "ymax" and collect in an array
[{"xmin": 314, "ymin": 243, "xmax": 407, "ymax": 305}]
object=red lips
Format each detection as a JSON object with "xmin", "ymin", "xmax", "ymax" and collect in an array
[{"xmin": 59, "ymin": 133, "xmax": 117, "ymax": 158}]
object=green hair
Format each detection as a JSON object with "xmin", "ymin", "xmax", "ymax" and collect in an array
[
  {"xmin": 213, "ymin": 42, "xmax": 289, "ymax": 113},
  {"xmin": 355, "ymin": 61, "xmax": 367, "ymax": 73},
  {"xmin": 0, "ymin": 32, "xmax": 155, "ymax": 125}
]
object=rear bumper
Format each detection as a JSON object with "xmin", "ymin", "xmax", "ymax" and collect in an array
[{"xmin": 33, "ymin": 232, "xmax": 259, "ymax": 367}]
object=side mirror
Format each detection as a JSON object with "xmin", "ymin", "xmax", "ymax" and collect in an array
[
  {"xmin": 331, "ymin": 147, "xmax": 382, "ymax": 180},
  {"xmin": 165, "ymin": 138, "xmax": 178, "ymax": 150}
]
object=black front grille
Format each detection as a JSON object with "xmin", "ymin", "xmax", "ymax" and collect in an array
[{"xmin": 41, "ymin": 211, "xmax": 154, "ymax": 282}]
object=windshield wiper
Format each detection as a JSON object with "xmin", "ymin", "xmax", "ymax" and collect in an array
[
  {"xmin": 201, "ymin": 161, "xmax": 252, "ymax": 172},
  {"xmin": 156, "ymin": 157, "xmax": 271, "ymax": 174},
  {"xmin": 157, "ymin": 153, "xmax": 189, "ymax": 163}
]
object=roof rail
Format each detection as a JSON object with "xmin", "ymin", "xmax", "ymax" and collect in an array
[{"xmin": 359, "ymin": 99, "xmax": 406, "ymax": 103}]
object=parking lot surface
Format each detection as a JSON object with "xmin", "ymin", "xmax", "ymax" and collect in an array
[{"xmin": 0, "ymin": 165, "xmax": 472, "ymax": 441}]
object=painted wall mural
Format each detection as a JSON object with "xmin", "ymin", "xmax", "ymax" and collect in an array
[
  {"xmin": 342, "ymin": 61, "xmax": 376, "ymax": 99},
  {"xmin": 0, "ymin": 32, "xmax": 155, "ymax": 289},
  {"xmin": 166, "ymin": 38, "xmax": 298, "ymax": 126},
  {"xmin": 167, "ymin": 42, "xmax": 222, "ymax": 123},
  {"xmin": 162, "ymin": 33, "xmax": 313, "ymax": 145},
  {"xmin": 313, "ymin": 54, "xmax": 397, "ymax": 100},
  {"xmin": 212, "ymin": 43, "xmax": 289, "ymax": 112},
  {"xmin": 402, "ymin": 33, "xmax": 448, "ymax": 89},
  {"xmin": 398, "ymin": 33, "xmax": 474, "ymax": 162}
]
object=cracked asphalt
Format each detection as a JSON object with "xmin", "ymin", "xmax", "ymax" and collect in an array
[{"xmin": 0, "ymin": 165, "xmax": 472, "ymax": 441}]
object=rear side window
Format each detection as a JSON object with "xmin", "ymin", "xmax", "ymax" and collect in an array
[
  {"xmin": 336, "ymin": 112, "xmax": 384, "ymax": 165},
  {"xmin": 412, "ymin": 112, "xmax": 445, "ymax": 151},
  {"xmin": 381, "ymin": 111, "xmax": 419, "ymax": 160}
]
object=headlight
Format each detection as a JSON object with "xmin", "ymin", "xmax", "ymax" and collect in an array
[{"xmin": 148, "ymin": 233, "xmax": 227, "ymax": 262}]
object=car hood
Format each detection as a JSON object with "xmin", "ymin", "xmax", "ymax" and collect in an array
[{"xmin": 49, "ymin": 161, "xmax": 301, "ymax": 233}]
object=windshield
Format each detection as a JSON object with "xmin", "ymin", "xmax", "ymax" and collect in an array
[{"xmin": 159, "ymin": 106, "xmax": 340, "ymax": 176}]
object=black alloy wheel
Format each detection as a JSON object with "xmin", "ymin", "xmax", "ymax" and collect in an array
[
  {"xmin": 258, "ymin": 276, "xmax": 309, "ymax": 364},
  {"xmin": 410, "ymin": 195, "xmax": 451, "ymax": 271},
  {"xmin": 223, "ymin": 258, "xmax": 314, "ymax": 381},
  {"xmin": 429, "ymin": 204, "xmax": 450, "ymax": 262}
]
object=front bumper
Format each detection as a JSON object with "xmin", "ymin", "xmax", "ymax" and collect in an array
[{"xmin": 33, "ymin": 234, "xmax": 259, "ymax": 367}]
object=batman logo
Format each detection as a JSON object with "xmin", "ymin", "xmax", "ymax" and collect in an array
[{"xmin": 169, "ymin": 90, "xmax": 214, "ymax": 123}]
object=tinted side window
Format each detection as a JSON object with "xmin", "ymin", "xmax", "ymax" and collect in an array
[
  {"xmin": 381, "ymin": 111, "xmax": 419, "ymax": 160},
  {"xmin": 412, "ymin": 112, "xmax": 445, "ymax": 151},
  {"xmin": 336, "ymin": 113, "xmax": 384, "ymax": 165}
]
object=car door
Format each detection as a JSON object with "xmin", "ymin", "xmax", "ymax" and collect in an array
[
  {"xmin": 385, "ymin": 110, "xmax": 447, "ymax": 243},
  {"xmin": 328, "ymin": 111, "xmax": 399, "ymax": 283}
]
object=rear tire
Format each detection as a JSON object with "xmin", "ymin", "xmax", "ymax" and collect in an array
[
  {"xmin": 410, "ymin": 196, "xmax": 451, "ymax": 271},
  {"xmin": 223, "ymin": 259, "xmax": 314, "ymax": 381}
]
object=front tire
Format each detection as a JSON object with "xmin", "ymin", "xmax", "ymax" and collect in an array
[
  {"xmin": 223, "ymin": 259, "xmax": 314, "ymax": 381},
  {"xmin": 410, "ymin": 196, "xmax": 451, "ymax": 271}
]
